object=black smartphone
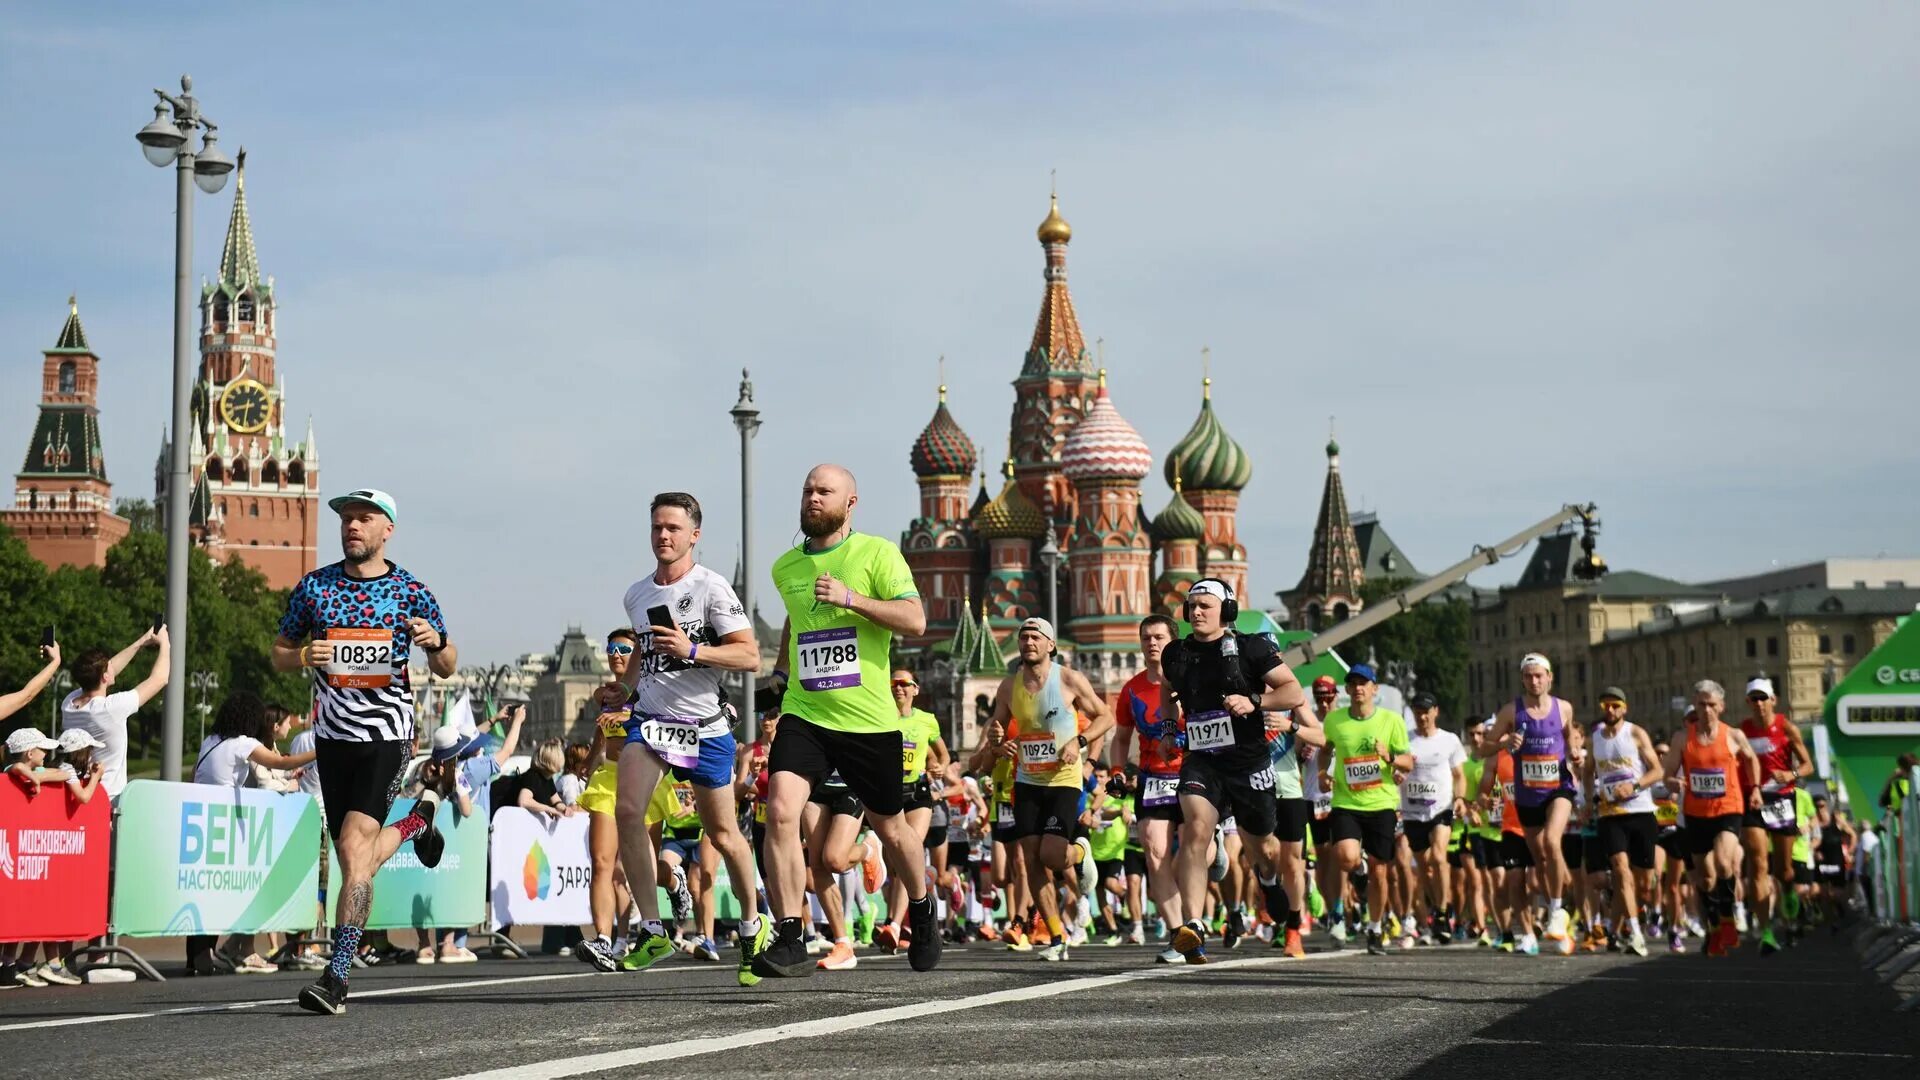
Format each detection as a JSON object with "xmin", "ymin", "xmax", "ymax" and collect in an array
[
  {"xmin": 41, "ymin": 626, "xmax": 55, "ymax": 649},
  {"xmin": 646, "ymin": 604, "xmax": 673, "ymax": 631},
  {"xmin": 152, "ymin": 612, "xmax": 164, "ymax": 633}
]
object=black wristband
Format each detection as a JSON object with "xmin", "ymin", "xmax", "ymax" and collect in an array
[{"xmin": 426, "ymin": 637, "xmax": 449, "ymax": 654}]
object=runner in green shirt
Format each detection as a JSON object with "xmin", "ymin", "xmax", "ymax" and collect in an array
[
  {"xmin": 756, "ymin": 464, "xmax": 940, "ymax": 979},
  {"xmin": 1317, "ymin": 664, "xmax": 1412, "ymax": 955},
  {"xmin": 874, "ymin": 670, "xmax": 950, "ymax": 953}
]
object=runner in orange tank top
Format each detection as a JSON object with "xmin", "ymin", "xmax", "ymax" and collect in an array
[{"xmin": 1660, "ymin": 679, "xmax": 1761, "ymax": 957}]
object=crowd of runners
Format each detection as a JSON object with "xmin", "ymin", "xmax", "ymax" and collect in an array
[{"xmin": 178, "ymin": 467, "xmax": 1868, "ymax": 1016}]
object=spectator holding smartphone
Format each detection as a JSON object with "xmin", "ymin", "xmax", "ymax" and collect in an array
[
  {"xmin": 0, "ymin": 634, "xmax": 62, "ymax": 724},
  {"xmin": 61, "ymin": 627, "xmax": 171, "ymax": 799}
]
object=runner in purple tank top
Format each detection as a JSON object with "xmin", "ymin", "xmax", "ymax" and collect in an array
[{"xmin": 1475, "ymin": 652, "xmax": 1583, "ymax": 955}]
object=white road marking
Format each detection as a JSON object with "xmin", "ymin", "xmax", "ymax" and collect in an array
[
  {"xmin": 1472, "ymin": 1037, "xmax": 1913, "ymax": 1060},
  {"xmin": 441, "ymin": 951, "xmax": 1362, "ymax": 1080}
]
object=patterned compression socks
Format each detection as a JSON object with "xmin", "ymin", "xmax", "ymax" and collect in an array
[{"xmin": 328, "ymin": 925, "xmax": 364, "ymax": 981}]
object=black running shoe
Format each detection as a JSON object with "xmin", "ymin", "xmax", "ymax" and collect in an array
[
  {"xmin": 751, "ymin": 919, "xmax": 816, "ymax": 979},
  {"xmin": 907, "ymin": 896, "xmax": 943, "ymax": 972},
  {"xmin": 1223, "ymin": 909, "xmax": 1245, "ymax": 950},
  {"xmin": 1366, "ymin": 930, "xmax": 1389, "ymax": 956},
  {"xmin": 411, "ymin": 798, "xmax": 444, "ymax": 869},
  {"xmin": 297, "ymin": 971, "xmax": 348, "ymax": 1016}
]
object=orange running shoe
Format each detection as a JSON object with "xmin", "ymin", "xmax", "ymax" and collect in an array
[
  {"xmin": 860, "ymin": 836, "xmax": 884, "ymax": 895},
  {"xmin": 977, "ymin": 923, "xmax": 1000, "ymax": 942},
  {"xmin": 1283, "ymin": 928, "xmax": 1306, "ymax": 958},
  {"xmin": 1004, "ymin": 924, "xmax": 1031, "ymax": 952},
  {"xmin": 817, "ymin": 940, "xmax": 858, "ymax": 970},
  {"xmin": 874, "ymin": 923, "xmax": 899, "ymax": 953}
]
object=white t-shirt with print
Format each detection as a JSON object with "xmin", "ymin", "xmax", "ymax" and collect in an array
[
  {"xmin": 1401, "ymin": 729, "xmax": 1466, "ymax": 822},
  {"xmin": 623, "ymin": 564, "xmax": 753, "ymax": 738},
  {"xmin": 194, "ymin": 735, "xmax": 262, "ymax": 793},
  {"xmin": 61, "ymin": 689, "xmax": 138, "ymax": 798}
]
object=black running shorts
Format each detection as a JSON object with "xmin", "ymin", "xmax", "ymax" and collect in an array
[
  {"xmin": 315, "ymin": 738, "xmax": 409, "ymax": 842},
  {"xmin": 1403, "ymin": 811, "xmax": 1455, "ymax": 855},
  {"xmin": 1274, "ymin": 797, "xmax": 1311, "ymax": 844},
  {"xmin": 1329, "ymin": 807, "xmax": 1397, "ymax": 863},
  {"xmin": 1178, "ymin": 754, "xmax": 1279, "ymax": 838},
  {"xmin": 773, "ymin": 715, "xmax": 903, "ymax": 816},
  {"xmin": 1011, "ymin": 782, "xmax": 1081, "ymax": 841},
  {"xmin": 1597, "ymin": 812, "xmax": 1657, "ymax": 871}
]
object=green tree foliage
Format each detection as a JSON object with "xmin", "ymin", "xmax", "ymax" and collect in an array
[
  {"xmin": 113, "ymin": 497, "xmax": 158, "ymax": 534},
  {"xmin": 1343, "ymin": 576, "xmax": 1471, "ymax": 727},
  {"xmin": 0, "ymin": 523, "xmax": 308, "ymax": 759}
]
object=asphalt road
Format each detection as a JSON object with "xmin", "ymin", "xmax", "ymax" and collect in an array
[{"xmin": 1, "ymin": 929, "xmax": 1914, "ymax": 1080}]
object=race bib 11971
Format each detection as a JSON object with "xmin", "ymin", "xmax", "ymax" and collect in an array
[{"xmin": 1186, "ymin": 711, "xmax": 1235, "ymax": 753}]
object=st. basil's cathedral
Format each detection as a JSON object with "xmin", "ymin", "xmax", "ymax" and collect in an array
[{"xmin": 898, "ymin": 195, "xmax": 1256, "ymax": 696}]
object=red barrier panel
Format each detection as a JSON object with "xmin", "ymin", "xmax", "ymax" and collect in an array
[{"xmin": 0, "ymin": 777, "xmax": 110, "ymax": 943}]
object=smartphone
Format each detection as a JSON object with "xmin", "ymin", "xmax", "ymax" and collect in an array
[
  {"xmin": 152, "ymin": 613, "xmax": 164, "ymax": 633},
  {"xmin": 41, "ymin": 626, "xmax": 55, "ymax": 649},
  {"xmin": 647, "ymin": 604, "xmax": 673, "ymax": 631}
]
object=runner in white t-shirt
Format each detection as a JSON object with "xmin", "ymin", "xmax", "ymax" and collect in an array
[
  {"xmin": 60, "ymin": 628, "xmax": 170, "ymax": 798},
  {"xmin": 1399, "ymin": 693, "xmax": 1467, "ymax": 945}
]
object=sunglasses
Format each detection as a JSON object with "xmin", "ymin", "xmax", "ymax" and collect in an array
[
  {"xmin": 1747, "ymin": 694, "xmax": 1769, "ymax": 703},
  {"xmin": 892, "ymin": 680, "xmax": 917, "ymax": 689},
  {"xmin": 606, "ymin": 643, "xmax": 635, "ymax": 656}
]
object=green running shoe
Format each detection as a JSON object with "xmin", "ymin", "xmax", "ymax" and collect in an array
[
  {"xmin": 1308, "ymin": 886, "xmax": 1326, "ymax": 920},
  {"xmin": 737, "ymin": 916, "xmax": 772, "ymax": 987},
  {"xmin": 1759, "ymin": 928, "xmax": 1780, "ymax": 957},
  {"xmin": 853, "ymin": 906, "xmax": 876, "ymax": 947},
  {"xmin": 619, "ymin": 929, "xmax": 676, "ymax": 972}
]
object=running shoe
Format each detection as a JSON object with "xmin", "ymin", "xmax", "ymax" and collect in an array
[
  {"xmin": 1626, "ymin": 929, "xmax": 1648, "ymax": 957},
  {"xmin": 860, "ymin": 834, "xmax": 885, "ymax": 895},
  {"xmin": 578, "ymin": 935, "xmax": 620, "ymax": 973},
  {"xmin": 1668, "ymin": 929, "xmax": 1687, "ymax": 955},
  {"xmin": 1074, "ymin": 838, "xmax": 1098, "ymax": 897},
  {"xmin": 415, "ymin": 948, "xmax": 437, "ymax": 965},
  {"xmin": 1068, "ymin": 922, "xmax": 1090, "ymax": 948},
  {"xmin": 1715, "ymin": 920, "xmax": 1741, "ymax": 956},
  {"xmin": 1171, "ymin": 922, "xmax": 1209, "ymax": 964},
  {"xmin": 1282, "ymin": 928, "xmax": 1306, "ymax": 958},
  {"xmin": 439, "ymin": 947, "xmax": 478, "ymax": 964},
  {"xmin": 1477, "ymin": 930, "xmax": 1496, "ymax": 948},
  {"xmin": 1399, "ymin": 931, "xmax": 1417, "ymax": 951},
  {"xmin": 14, "ymin": 965, "xmax": 47, "ymax": 988},
  {"xmin": 669, "ymin": 866, "xmax": 694, "ymax": 924},
  {"xmin": 620, "ymin": 929, "xmax": 678, "ymax": 972},
  {"xmin": 908, "ymin": 896, "xmax": 944, "ymax": 972},
  {"xmin": 1156, "ymin": 947, "xmax": 1184, "ymax": 964},
  {"xmin": 817, "ymin": 940, "xmax": 858, "ymax": 970},
  {"xmin": 1759, "ymin": 928, "xmax": 1780, "ymax": 957},
  {"xmin": 0, "ymin": 963, "xmax": 19, "ymax": 989},
  {"xmin": 1209, "ymin": 835, "xmax": 1229, "ymax": 882},
  {"xmin": 1733, "ymin": 906, "xmax": 1749, "ymax": 934},
  {"xmin": 853, "ymin": 904, "xmax": 877, "ymax": 946},
  {"xmin": 874, "ymin": 923, "xmax": 900, "ymax": 953},
  {"xmin": 297, "ymin": 970, "xmax": 348, "ymax": 1016},
  {"xmin": 1386, "ymin": 914, "xmax": 1402, "ymax": 939},
  {"xmin": 1223, "ymin": 909, "xmax": 1245, "ymax": 950},
  {"xmin": 1104, "ymin": 932, "xmax": 1124, "ymax": 947},
  {"xmin": 1517, "ymin": 934, "xmax": 1540, "ymax": 957},
  {"xmin": 691, "ymin": 937, "xmax": 721, "ymax": 962},
  {"xmin": 232, "ymin": 954, "xmax": 277, "ymax": 975},
  {"xmin": 1038, "ymin": 942, "xmax": 1070, "ymax": 962},
  {"xmin": 1328, "ymin": 921, "xmax": 1349, "ymax": 945},
  {"xmin": 1005, "ymin": 926, "xmax": 1033, "ymax": 952},
  {"xmin": 35, "ymin": 961, "xmax": 83, "ymax": 985},
  {"xmin": 1126, "ymin": 925, "xmax": 1146, "ymax": 946},
  {"xmin": 1418, "ymin": 927, "xmax": 1438, "ymax": 947},
  {"xmin": 738, "ymin": 916, "xmax": 772, "ymax": 987},
  {"xmin": 1366, "ymin": 930, "xmax": 1389, "ymax": 956},
  {"xmin": 752, "ymin": 920, "xmax": 815, "ymax": 979}
]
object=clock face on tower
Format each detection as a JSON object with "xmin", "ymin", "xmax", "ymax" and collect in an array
[{"xmin": 219, "ymin": 378, "xmax": 272, "ymax": 434}]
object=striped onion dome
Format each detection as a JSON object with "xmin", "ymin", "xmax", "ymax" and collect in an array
[
  {"xmin": 1151, "ymin": 477, "xmax": 1206, "ymax": 542},
  {"xmin": 973, "ymin": 459, "xmax": 1049, "ymax": 540},
  {"xmin": 1162, "ymin": 378, "xmax": 1252, "ymax": 492},
  {"xmin": 1060, "ymin": 372, "xmax": 1152, "ymax": 483},
  {"xmin": 909, "ymin": 386, "xmax": 977, "ymax": 477}
]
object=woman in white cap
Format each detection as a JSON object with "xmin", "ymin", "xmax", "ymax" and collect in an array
[{"xmin": 0, "ymin": 727, "xmax": 99, "ymax": 988}]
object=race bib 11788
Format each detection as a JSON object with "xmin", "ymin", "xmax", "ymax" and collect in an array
[{"xmin": 796, "ymin": 627, "xmax": 860, "ymax": 691}]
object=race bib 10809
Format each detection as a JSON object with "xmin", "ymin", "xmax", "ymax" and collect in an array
[
  {"xmin": 1343, "ymin": 753, "xmax": 1384, "ymax": 791},
  {"xmin": 324, "ymin": 628, "xmax": 392, "ymax": 689},
  {"xmin": 796, "ymin": 627, "xmax": 860, "ymax": 691}
]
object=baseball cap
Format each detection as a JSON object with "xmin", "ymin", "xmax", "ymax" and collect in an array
[
  {"xmin": 6, "ymin": 728, "xmax": 59, "ymax": 754},
  {"xmin": 1520, "ymin": 653, "xmax": 1552, "ymax": 673},
  {"xmin": 57, "ymin": 728, "xmax": 105, "ymax": 753},
  {"xmin": 1598, "ymin": 686, "xmax": 1628, "ymax": 704},
  {"xmin": 328, "ymin": 488, "xmax": 398, "ymax": 523},
  {"xmin": 430, "ymin": 724, "xmax": 485, "ymax": 762},
  {"xmin": 1745, "ymin": 677, "xmax": 1775, "ymax": 700},
  {"xmin": 1019, "ymin": 617, "xmax": 1056, "ymax": 642},
  {"xmin": 1186, "ymin": 580, "xmax": 1234, "ymax": 603},
  {"xmin": 1410, "ymin": 691, "xmax": 1438, "ymax": 711},
  {"xmin": 1346, "ymin": 663, "xmax": 1377, "ymax": 684},
  {"xmin": 1311, "ymin": 675, "xmax": 1338, "ymax": 693}
]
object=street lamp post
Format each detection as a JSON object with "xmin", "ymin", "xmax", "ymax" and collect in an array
[
  {"xmin": 50, "ymin": 671, "xmax": 72, "ymax": 729},
  {"xmin": 136, "ymin": 75, "xmax": 235, "ymax": 782},
  {"xmin": 730, "ymin": 370, "xmax": 762, "ymax": 742},
  {"xmin": 189, "ymin": 671, "xmax": 219, "ymax": 751},
  {"xmin": 1038, "ymin": 530, "xmax": 1060, "ymax": 630}
]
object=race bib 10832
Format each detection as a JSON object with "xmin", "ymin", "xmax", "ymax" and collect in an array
[{"xmin": 324, "ymin": 628, "xmax": 392, "ymax": 689}]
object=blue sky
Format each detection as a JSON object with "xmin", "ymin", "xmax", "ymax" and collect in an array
[{"xmin": 3, "ymin": 3, "xmax": 1917, "ymax": 665}]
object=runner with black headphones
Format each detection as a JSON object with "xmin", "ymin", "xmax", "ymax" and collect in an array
[{"xmin": 1158, "ymin": 579, "xmax": 1312, "ymax": 964}]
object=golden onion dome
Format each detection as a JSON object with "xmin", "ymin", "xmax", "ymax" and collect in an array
[{"xmin": 1036, "ymin": 194, "xmax": 1072, "ymax": 245}]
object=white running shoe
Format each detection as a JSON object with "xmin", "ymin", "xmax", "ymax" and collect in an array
[
  {"xmin": 1127, "ymin": 926, "xmax": 1146, "ymax": 946},
  {"xmin": 1038, "ymin": 942, "xmax": 1070, "ymax": 962},
  {"xmin": 1546, "ymin": 908, "xmax": 1571, "ymax": 941},
  {"xmin": 1156, "ymin": 947, "xmax": 1184, "ymax": 963},
  {"xmin": 1329, "ymin": 922, "xmax": 1350, "ymax": 944},
  {"xmin": 1627, "ymin": 930, "xmax": 1648, "ymax": 957},
  {"xmin": 1398, "ymin": 932, "xmax": 1417, "ymax": 951}
]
